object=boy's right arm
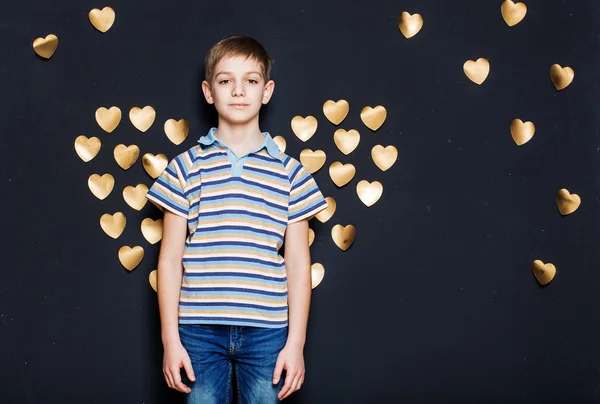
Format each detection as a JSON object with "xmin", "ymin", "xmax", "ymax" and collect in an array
[{"xmin": 158, "ymin": 210, "xmax": 196, "ymax": 393}]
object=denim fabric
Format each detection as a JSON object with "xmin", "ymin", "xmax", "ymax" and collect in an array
[{"xmin": 179, "ymin": 324, "xmax": 288, "ymax": 404}]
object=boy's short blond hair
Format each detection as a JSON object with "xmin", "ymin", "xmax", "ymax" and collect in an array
[{"xmin": 204, "ymin": 35, "xmax": 274, "ymax": 83}]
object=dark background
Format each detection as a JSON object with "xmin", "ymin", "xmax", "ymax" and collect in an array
[{"xmin": 2, "ymin": 0, "xmax": 600, "ymax": 402}]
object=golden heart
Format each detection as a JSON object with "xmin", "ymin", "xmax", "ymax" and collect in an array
[
  {"xmin": 501, "ymin": 0, "xmax": 527, "ymax": 27},
  {"xmin": 331, "ymin": 224, "xmax": 356, "ymax": 251},
  {"xmin": 88, "ymin": 173, "xmax": 115, "ymax": 200},
  {"xmin": 100, "ymin": 212, "xmax": 126, "ymax": 239},
  {"xmin": 334, "ymin": 129, "xmax": 360, "ymax": 155},
  {"xmin": 141, "ymin": 218, "xmax": 163, "ymax": 244},
  {"xmin": 74, "ymin": 135, "xmax": 101, "ymax": 162},
  {"xmin": 532, "ymin": 260, "xmax": 556, "ymax": 286},
  {"xmin": 129, "ymin": 106, "xmax": 156, "ymax": 132},
  {"xmin": 149, "ymin": 269, "xmax": 158, "ymax": 292},
  {"xmin": 95, "ymin": 106, "xmax": 122, "ymax": 133},
  {"xmin": 273, "ymin": 136, "xmax": 286, "ymax": 153},
  {"xmin": 32, "ymin": 34, "xmax": 58, "ymax": 59},
  {"xmin": 371, "ymin": 145, "xmax": 398, "ymax": 171},
  {"xmin": 329, "ymin": 161, "xmax": 355, "ymax": 187},
  {"xmin": 123, "ymin": 184, "xmax": 149, "ymax": 211},
  {"xmin": 118, "ymin": 246, "xmax": 144, "ymax": 271},
  {"xmin": 510, "ymin": 119, "xmax": 535, "ymax": 146},
  {"xmin": 463, "ymin": 58, "xmax": 490, "ymax": 85},
  {"xmin": 398, "ymin": 11, "xmax": 423, "ymax": 39},
  {"xmin": 164, "ymin": 118, "xmax": 189, "ymax": 145},
  {"xmin": 300, "ymin": 149, "xmax": 326, "ymax": 174},
  {"xmin": 323, "ymin": 100, "xmax": 349, "ymax": 125},
  {"xmin": 360, "ymin": 106, "xmax": 387, "ymax": 131},
  {"xmin": 142, "ymin": 153, "xmax": 168, "ymax": 178},
  {"xmin": 315, "ymin": 197, "xmax": 336, "ymax": 223},
  {"xmin": 556, "ymin": 189, "xmax": 580, "ymax": 216},
  {"xmin": 356, "ymin": 180, "xmax": 383, "ymax": 207},
  {"xmin": 88, "ymin": 6, "xmax": 115, "ymax": 33},
  {"xmin": 550, "ymin": 64, "xmax": 574, "ymax": 91},
  {"xmin": 311, "ymin": 263, "xmax": 325, "ymax": 289},
  {"xmin": 114, "ymin": 144, "xmax": 140, "ymax": 170},
  {"xmin": 308, "ymin": 228, "xmax": 315, "ymax": 247},
  {"xmin": 291, "ymin": 116, "xmax": 318, "ymax": 142}
]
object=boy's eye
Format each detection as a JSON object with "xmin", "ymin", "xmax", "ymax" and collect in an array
[
  {"xmin": 248, "ymin": 79, "xmax": 258, "ymax": 84},
  {"xmin": 219, "ymin": 79, "xmax": 230, "ymax": 84}
]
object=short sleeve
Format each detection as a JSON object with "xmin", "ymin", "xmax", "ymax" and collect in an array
[
  {"xmin": 146, "ymin": 157, "xmax": 190, "ymax": 219},
  {"xmin": 288, "ymin": 164, "xmax": 328, "ymax": 224}
]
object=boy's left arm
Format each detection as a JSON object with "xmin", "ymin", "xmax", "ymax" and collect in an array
[{"xmin": 273, "ymin": 218, "xmax": 312, "ymax": 400}]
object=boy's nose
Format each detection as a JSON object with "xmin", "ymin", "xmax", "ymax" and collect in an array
[{"xmin": 232, "ymin": 86, "xmax": 245, "ymax": 97}]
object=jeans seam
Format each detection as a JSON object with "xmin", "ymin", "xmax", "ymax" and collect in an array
[
  {"xmin": 236, "ymin": 362, "xmax": 241, "ymax": 404},
  {"xmin": 226, "ymin": 361, "xmax": 232, "ymax": 404}
]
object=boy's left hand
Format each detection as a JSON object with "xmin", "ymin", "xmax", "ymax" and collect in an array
[{"xmin": 272, "ymin": 344, "xmax": 305, "ymax": 400}]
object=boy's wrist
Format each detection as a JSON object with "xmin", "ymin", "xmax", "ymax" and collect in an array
[
  {"xmin": 286, "ymin": 337, "xmax": 306, "ymax": 349},
  {"xmin": 162, "ymin": 333, "xmax": 181, "ymax": 347}
]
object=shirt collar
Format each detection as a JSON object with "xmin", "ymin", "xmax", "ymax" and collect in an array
[{"xmin": 198, "ymin": 127, "xmax": 281, "ymax": 159}]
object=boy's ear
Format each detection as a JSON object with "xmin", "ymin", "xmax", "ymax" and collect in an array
[
  {"xmin": 201, "ymin": 80, "xmax": 214, "ymax": 104},
  {"xmin": 262, "ymin": 80, "xmax": 275, "ymax": 105}
]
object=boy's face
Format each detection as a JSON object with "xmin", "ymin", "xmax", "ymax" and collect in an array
[{"xmin": 202, "ymin": 55, "xmax": 274, "ymax": 126}]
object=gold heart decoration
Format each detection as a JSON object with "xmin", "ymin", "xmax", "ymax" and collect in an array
[
  {"xmin": 334, "ymin": 129, "xmax": 360, "ymax": 155},
  {"xmin": 501, "ymin": 0, "xmax": 527, "ymax": 27},
  {"xmin": 329, "ymin": 162, "xmax": 356, "ymax": 187},
  {"xmin": 311, "ymin": 263, "xmax": 325, "ymax": 289},
  {"xmin": 463, "ymin": 58, "xmax": 490, "ymax": 85},
  {"xmin": 510, "ymin": 119, "xmax": 535, "ymax": 146},
  {"xmin": 88, "ymin": 173, "xmax": 115, "ymax": 200},
  {"xmin": 88, "ymin": 6, "xmax": 115, "ymax": 33},
  {"xmin": 300, "ymin": 149, "xmax": 326, "ymax": 174},
  {"xmin": 32, "ymin": 34, "xmax": 58, "ymax": 59},
  {"xmin": 100, "ymin": 212, "xmax": 126, "ymax": 239},
  {"xmin": 371, "ymin": 145, "xmax": 398, "ymax": 171},
  {"xmin": 291, "ymin": 116, "xmax": 318, "ymax": 142},
  {"xmin": 331, "ymin": 224, "xmax": 356, "ymax": 251},
  {"xmin": 129, "ymin": 106, "xmax": 156, "ymax": 132},
  {"xmin": 398, "ymin": 11, "xmax": 423, "ymax": 39},
  {"xmin": 118, "ymin": 246, "xmax": 144, "ymax": 271},
  {"xmin": 323, "ymin": 100, "xmax": 349, "ymax": 125},
  {"xmin": 164, "ymin": 118, "xmax": 189, "ymax": 145},
  {"xmin": 556, "ymin": 189, "xmax": 580, "ymax": 216},
  {"xmin": 273, "ymin": 136, "xmax": 286, "ymax": 153},
  {"xmin": 308, "ymin": 228, "xmax": 315, "ymax": 247},
  {"xmin": 142, "ymin": 153, "xmax": 168, "ymax": 178},
  {"xmin": 532, "ymin": 260, "xmax": 556, "ymax": 286},
  {"xmin": 95, "ymin": 106, "xmax": 122, "ymax": 133},
  {"xmin": 114, "ymin": 144, "xmax": 140, "ymax": 170},
  {"xmin": 149, "ymin": 269, "xmax": 158, "ymax": 292},
  {"xmin": 360, "ymin": 106, "xmax": 387, "ymax": 131},
  {"xmin": 356, "ymin": 180, "xmax": 383, "ymax": 207},
  {"xmin": 315, "ymin": 197, "xmax": 336, "ymax": 223},
  {"xmin": 74, "ymin": 136, "xmax": 101, "ymax": 162},
  {"xmin": 141, "ymin": 218, "xmax": 163, "ymax": 244},
  {"xmin": 550, "ymin": 64, "xmax": 574, "ymax": 91},
  {"xmin": 123, "ymin": 184, "xmax": 149, "ymax": 211}
]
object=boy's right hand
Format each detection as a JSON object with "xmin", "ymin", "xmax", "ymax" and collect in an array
[{"xmin": 163, "ymin": 343, "xmax": 196, "ymax": 393}]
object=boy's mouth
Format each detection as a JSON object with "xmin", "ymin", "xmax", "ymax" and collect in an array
[{"xmin": 230, "ymin": 104, "xmax": 250, "ymax": 109}]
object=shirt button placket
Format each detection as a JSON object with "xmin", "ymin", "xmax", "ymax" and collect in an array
[{"xmin": 236, "ymin": 157, "xmax": 245, "ymax": 177}]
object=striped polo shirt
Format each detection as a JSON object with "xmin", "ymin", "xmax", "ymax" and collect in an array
[{"xmin": 146, "ymin": 127, "xmax": 328, "ymax": 328}]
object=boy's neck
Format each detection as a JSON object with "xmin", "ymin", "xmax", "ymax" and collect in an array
[{"xmin": 214, "ymin": 119, "xmax": 265, "ymax": 155}]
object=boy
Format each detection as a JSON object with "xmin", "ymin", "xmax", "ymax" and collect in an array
[{"xmin": 146, "ymin": 35, "xmax": 328, "ymax": 403}]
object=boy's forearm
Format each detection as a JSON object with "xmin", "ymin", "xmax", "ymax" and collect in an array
[
  {"xmin": 285, "ymin": 263, "xmax": 312, "ymax": 348},
  {"xmin": 157, "ymin": 260, "xmax": 184, "ymax": 346}
]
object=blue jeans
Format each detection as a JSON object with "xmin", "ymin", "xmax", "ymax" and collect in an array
[{"xmin": 179, "ymin": 324, "xmax": 288, "ymax": 404}]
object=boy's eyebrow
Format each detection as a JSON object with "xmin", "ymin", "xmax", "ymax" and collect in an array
[{"xmin": 215, "ymin": 71, "xmax": 263, "ymax": 76}]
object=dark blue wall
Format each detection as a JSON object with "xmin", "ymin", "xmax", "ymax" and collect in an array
[{"xmin": 2, "ymin": 0, "xmax": 600, "ymax": 402}]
